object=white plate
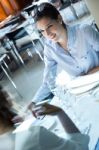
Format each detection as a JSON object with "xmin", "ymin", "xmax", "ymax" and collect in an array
[
  {"xmin": 70, "ymin": 82, "xmax": 99, "ymax": 94},
  {"xmin": 34, "ymin": 116, "xmax": 56, "ymax": 130},
  {"xmin": 13, "ymin": 117, "xmax": 36, "ymax": 133},
  {"xmin": 67, "ymin": 72, "xmax": 99, "ymax": 88},
  {"xmin": 13, "ymin": 116, "xmax": 56, "ymax": 133}
]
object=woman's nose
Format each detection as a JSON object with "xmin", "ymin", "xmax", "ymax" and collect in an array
[{"xmin": 45, "ymin": 28, "xmax": 51, "ymax": 36}]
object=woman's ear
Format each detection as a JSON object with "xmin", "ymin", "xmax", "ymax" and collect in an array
[{"xmin": 57, "ymin": 15, "xmax": 62, "ymax": 24}]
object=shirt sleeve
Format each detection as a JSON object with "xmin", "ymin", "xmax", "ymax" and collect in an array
[
  {"xmin": 39, "ymin": 127, "xmax": 89, "ymax": 150},
  {"xmin": 32, "ymin": 44, "xmax": 57, "ymax": 102},
  {"xmin": 82, "ymin": 24, "xmax": 99, "ymax": 52}
]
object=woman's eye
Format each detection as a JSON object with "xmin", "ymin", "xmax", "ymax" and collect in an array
[
  {"xmin": 48, "ymin": 25, "xmax": 53, "ymax": 29},
  {"xmin": 38, "ymin": 25, "xmax": 53, "ymax": 34},
  {"xmin": 38, "ymin": 30, "xmax": 44, "ymax": 33}
]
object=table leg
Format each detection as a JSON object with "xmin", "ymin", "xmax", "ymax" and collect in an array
[{"xmin": 0, "ymin": 63, "xmax": 23, "ymax": 98}]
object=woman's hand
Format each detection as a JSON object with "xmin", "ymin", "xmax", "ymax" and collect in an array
[
  {"xmin": 28, "ymin": 103, "xmax": 62, "ymax": 118},
  {"xmin": 12, "ymin": 115, "xmax": 24, "ymax": 124},
  {"xmin": 28, "ymin": 102, "xmax": 80, "ymax": 133},
  {"xmin": 87, "ymin": 66, "xmax": 99, "ymax": 74},
  {"xmin": 27, "ymin": 102, "xmax": 35, "ymax": 110}
]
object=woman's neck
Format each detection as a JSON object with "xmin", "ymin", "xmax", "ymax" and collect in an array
[{"xmin": 58, "ymin": 26, "xmax": 68, "ymax": 50}]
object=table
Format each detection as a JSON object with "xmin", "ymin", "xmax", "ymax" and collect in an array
[
  {"xmin": 13, "ymin": 71, "xmax": 99, "ymax": 149},
  {"xmin": 0, "ymin": 24, "xmax": 19, "ymax": 39},
  {"xmin": 51, "ymin": 71, "xmax": 99, "ymax": 150}
]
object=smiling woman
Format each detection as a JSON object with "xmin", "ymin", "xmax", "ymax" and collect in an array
[{"xmin": 27, "ymin": 2, "xmax": 99, "ymax": 105}]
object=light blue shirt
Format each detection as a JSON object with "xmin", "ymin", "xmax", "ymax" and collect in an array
[{"xmin": 33, "ymin": 24, "xmax": 99, "ymax": 102}]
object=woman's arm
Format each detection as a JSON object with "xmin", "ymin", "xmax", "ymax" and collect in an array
[
  {"xmin": 57, "ymin": 109, "xmax": 80, "ymax": 133},
  {"xmin": 32, "ymin": 45, "xmax": 57, "ymax": 102},
  {"xmin": 82, "ymin": 25, "xmax": 99, "ymax": 52},
  {"xmin": 87, "ymin": 66, "xmax": 99, "ymax": 74},
  {"xmin": 31, "ymin": 103, "xmax": 80, "ymax": 134}
]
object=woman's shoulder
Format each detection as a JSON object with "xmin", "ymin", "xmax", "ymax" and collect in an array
[
  {"xmin": 68, "ymin": 23, "xmax": 91, "ymax": 30},
  {"xmin": 66, "ymin": 24, "xmax": 81, "ymax": 37},
  {"xmin": 67, "ymin": 24, "xmax": 92, "ymax": 37}
]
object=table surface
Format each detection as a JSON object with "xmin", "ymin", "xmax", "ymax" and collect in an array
[{"xmin": 52, "ymin": 71, "xmax": 99, "ymax": 150}]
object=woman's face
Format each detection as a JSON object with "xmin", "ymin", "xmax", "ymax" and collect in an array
[{"xmin": 36, "ymin": 16, "xmax": 64, "ymax": 43}]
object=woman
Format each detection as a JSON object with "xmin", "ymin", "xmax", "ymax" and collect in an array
[
  {"xmin": 0, "ymin": 87, "xmax": 22, "ymax": 133},
  {"xmin": 0, "ymin": 86, "xmax": 23, "ymax": 134},
  {"xmin": 0, "ymin": 86, "xmax": 89, "ymax": 150},
  {"xmin": 30, "ymin": 2, "xmax": 99, "ymax": 103},
  {"xmin": 15, "ymin": 102, "xmax": 89, "ymax": 150}
]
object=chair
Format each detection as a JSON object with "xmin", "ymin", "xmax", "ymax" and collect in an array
[
  {"xmin": 0, "ymin": 54, "xmax": 22, "ymax": 97},
  {"xmin": 0, "ymin": 14, "xmax": 27, "ymax": 66},
  {"xmin": 22, "ymin": 4, "xmax": 44, "ymax": 60},
  {"xmin": 0, "ymin": 15, "xmax": 25, "ymax": 29},
  {"xmin": 5, "ymin": 27, "xmax": 34, "ymax": 66},
  {"xmin": 32, "ymin": 39, "xmax": 44, "ymax": 60},
  {"xmin": 21, "ymin": 4, "xmax": 36, "ymax": 26},
  {"xmin": 0, "ymin": 39, "xmax": 13, "ymax": 74},
  {"xmin": 23, "ymin": 4, "xmax": 36, "ymax": 16}
]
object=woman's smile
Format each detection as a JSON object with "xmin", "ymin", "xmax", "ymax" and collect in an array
[{"xmin": 50, "ymin": 33, "xmax": 56, "ymax": 40}]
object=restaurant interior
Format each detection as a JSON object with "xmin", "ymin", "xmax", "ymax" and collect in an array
[{"xmin": 0, "ymin": 0, "xmax": 99, "ymax": 149}]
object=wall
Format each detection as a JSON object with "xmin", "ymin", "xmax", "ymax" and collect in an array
[
  {"xmin": 85, "ymin": 0, "xmax": 99, "ymax": 27},
  {"xmin": 0, "ymin": 3, "xmax": 7, "ymax": 21},
  {"xmin": 0, "ymin": 0, "xmax": 33, "ymax": 21}
]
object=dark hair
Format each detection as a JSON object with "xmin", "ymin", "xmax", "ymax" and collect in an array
[
  {"xmin": 32, "ymin": 3, "xmax": 66, "ymax": 28},
  {"xmin": 33, "ymin": 2, "xmax": 60, "ymax": 22},
  {"xmin": 0, "ymin": 87, "xmax": 17, "ymax": 128}
]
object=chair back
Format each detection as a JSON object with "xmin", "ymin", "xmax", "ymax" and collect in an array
[
  {"xmin": 23, "ymin": 5, "xmax": 36, "ymax": 15},
  {"xmin": 6, "ymin": 27, "xmax": 28, "ymax": 41}
]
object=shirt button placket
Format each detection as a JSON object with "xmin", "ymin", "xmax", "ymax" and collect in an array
[
  {"xmin": 85, "ymin": 56, "xmax": 87, "ymax": 59},
  {"xmin": 77, "ymin": 66, "xmax": 79, "ymax": 68}
]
